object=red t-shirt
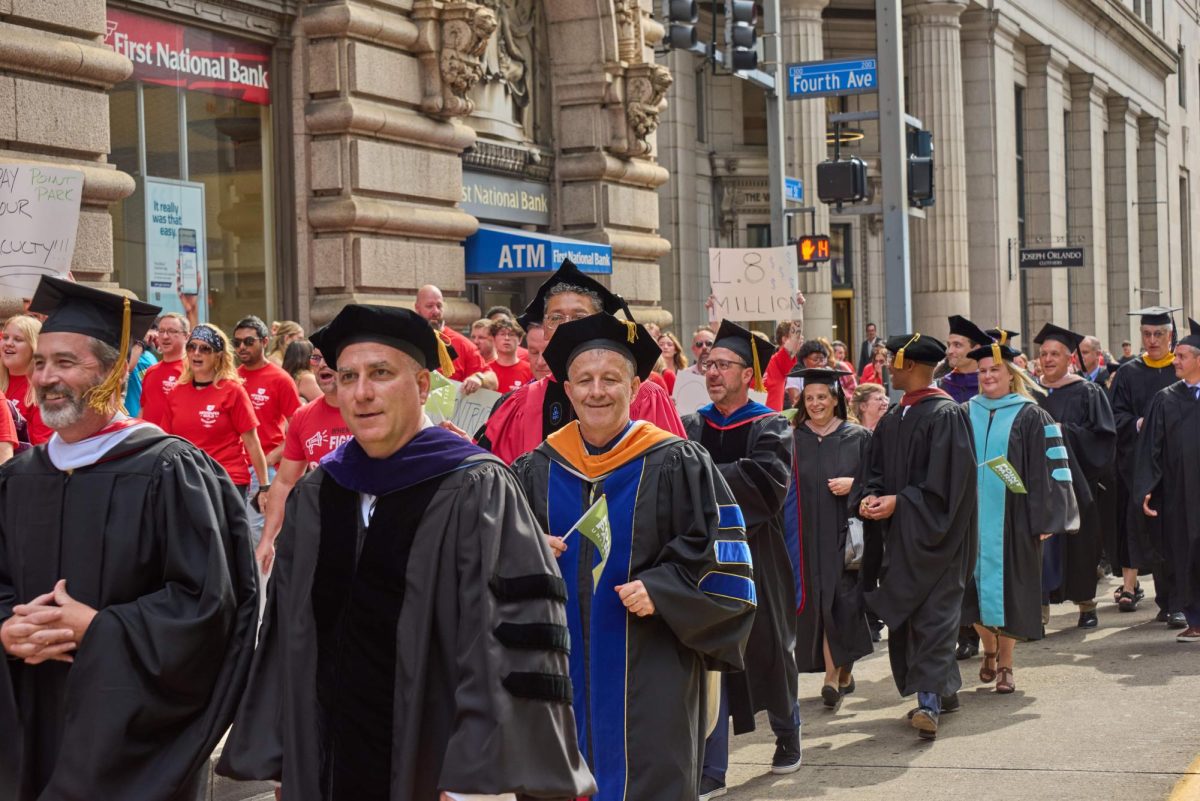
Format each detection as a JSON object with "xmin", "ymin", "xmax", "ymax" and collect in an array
[
  {"xmin": 488, "ymin": 358, "xmax": 534, "ymax": 393},
  {"xmin": 238, "ymin": 362, "xmax": 302, "ymax": 460},
  {"xmin": 763, "ymin": 349, "xmax": 798, "ymax": 411},
  {"xmin": 440, "ymin": 327, "xmax": 486, "ymax": 383},
  {"xmin": 139, "ymin": 358, "xmax": 184, "ymax": 426},
  {"xmin": 162, "ymin": 380, "xmax": 259, "ymax": 484},
  {"xmin": 6, "ymin": 374, "xmax": 52, "ymax": 444},
  {"xmin": 282, "ymin": 396, "xmax": 352, "ymax": 470},
  {"xmin": 0, "ymin": 388, "xmax": 18, "ymax": 446}
]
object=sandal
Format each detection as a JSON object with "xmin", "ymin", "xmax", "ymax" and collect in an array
[
  {"xmin": 1114, "ymin": 583, "xmax": 1144, "ymax": 604},
  {"xmin": 995, "ymin": 666, "xmax": 1015, "ymax": 694},
  {"xmin": 1117, "ymin": 590, "xmax": 1138, "ymax": 612},
  {"xmin": 979, "ymin": 651, "xmax": 998, "ymax": 683}
]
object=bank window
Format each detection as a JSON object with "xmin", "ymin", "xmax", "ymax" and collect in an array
[
  {"xmin": 106, "ymin": 8, "xmax": 275, "ymax": 335},
  {"xmin": 746, "ymin": 223, "xmax": 771, "ymax": 248}
]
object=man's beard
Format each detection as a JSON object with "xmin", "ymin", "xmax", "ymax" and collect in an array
[{"xmin": 37, "ymin": 381, "xmax": 94, "ymax": 429}]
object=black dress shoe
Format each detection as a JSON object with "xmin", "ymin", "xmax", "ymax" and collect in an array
[
  {"xmin": 940, "ymin": 692, "xmax": 961, "ymax": 714},
  {"xmin": 955, "ymin": 640, "xmax": 978, "ymax": 660},
  {"xmin": 1156, "ymin": 609, "xmax": 1170, "ymax": 623},
  {"xmin": 1167, "ymin": 612, "xmax": 1188, "ymax": 629},
  {"xmin": 1078, "ymin": 611, "xmax": 1098, "ymax": 628}
]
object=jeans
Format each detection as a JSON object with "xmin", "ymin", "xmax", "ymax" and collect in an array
[
  {"xmin": 245, "ymin": 464, "xmax": 278, "ymax": 549},
  {"xmin": 702, "ymin": 678, "xmax": 801, "ymax": 782}
]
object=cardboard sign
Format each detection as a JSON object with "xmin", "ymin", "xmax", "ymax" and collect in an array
[
  {"xmin": 672, "ymin": 370, "xmax": 710, "ymax": 416},
  {"xmin": 450, "ymin": 386, "xmax": 502, "ymax": 437},
  {"xmin": 0, "ymin": 164, "xmax": 83, "ymax": 297},
  {"xmin": 708, "ymin": 246, "xmax": 802, "ymax": 322}
]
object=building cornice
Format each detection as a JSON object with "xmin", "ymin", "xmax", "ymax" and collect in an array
[
  {"xmin": 111, "ymin": 0, "xmax": 299, "ymax": 39},
  {"xmin": 1056, "ymin": 0, "xmax": 1177, "ymax": 79}
]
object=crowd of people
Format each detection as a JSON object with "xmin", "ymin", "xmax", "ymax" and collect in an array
[{"xmin": 0, "ymin": 263, "xmax": 1197, "ymax": 801}]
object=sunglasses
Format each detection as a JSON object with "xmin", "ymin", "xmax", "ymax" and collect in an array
[
  {"xmin": 693, "ymin": 340, "xmax": 714, "ymax": 348},
  {"xmin": 232, "ymin": 336, "xmax": 260, "ymax": 347},
  {"xmin": 186, "ymin": 342, "xmax": 215, "ymax": 355}
]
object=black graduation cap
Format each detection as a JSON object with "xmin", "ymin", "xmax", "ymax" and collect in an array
[
  {"xmin": 516, "ymin": 259, "xmax": 630, "ymax": 329},
  {"xmin": 29, "ymin": 276, "xmax": 161, "ymax": 414},
  {"xmin": 712, "ymin": 319, "xmax": 776, "ymax": 392},
  {"xmin": 542, "ymin": 313, "xmax": 661, "ymax": 382},
  {"xmin": 1129, "ymin": 305, "xmax": 1181, "ymax": 326},
  {"xmin": 986, "ymin": 327, "xmax": 1019, "ymax": 345},
  {"xmin": 1032, "ymin": 322, "xmax": 1084, "ymax": 353},
  {"xmin": 1179, "ymin": 317, "xmax": 1200, "ymax": 350},
  {"xmin": 947, "ymin": 315, "xmax": 991, "ymax": 346},
  {"xmin": 967, "ymin": 342, "xmax": 1022, "ymax": 363},
  {"xmin": 317, "ymin": 304, "xmax": 454, "ymax": 374},
  {"xmin": 786, "ymin": 366, "xmax": 851, "ymax": 385},
  {"xmin": 886, "ymin": 333, "xmax": 946, "ymax": 367}
]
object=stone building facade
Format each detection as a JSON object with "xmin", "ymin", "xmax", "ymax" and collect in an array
[
  {"xmin": 0, "ymin": 0, "xmax": 674, "ymax": 332},
  {"xmin": 657, "ymin": 0, "xmax": 1200, "ymax": 356}
]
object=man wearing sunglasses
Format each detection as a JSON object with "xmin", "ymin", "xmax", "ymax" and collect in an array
[{"xmin": 234, "ymin": 316, "xmax": 302, "ymax": 546}]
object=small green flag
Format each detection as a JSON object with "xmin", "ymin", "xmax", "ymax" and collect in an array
[
  {"xmin": 424, "ymin": 371, "xmax": 458, "ymax": 422},
  {"xmin": 567, "ymin": 495, "xmax": 612, "ymax": 588},
  {"xmin": 985, "ymin": 456, "xmax": 1027, "ymax": 494}
]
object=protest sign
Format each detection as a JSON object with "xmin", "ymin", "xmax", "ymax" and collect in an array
[
  {"xmin": 708, "ymin": 246, "xmax": 802, "ymax": 322},
  {"xmin": 0, "ymin": 164, "xmax": 83, "ymax": 297},
  {"xmin": 673, "ymin": 370, "xmax": 710, "ymax": 416},
  {"xmin": 450, "ymin": 386, "xmax": 502, "ymax": 437},
  {"xmin": 424, "ymin": 372, "xmax": 459, "ymax": 423}
]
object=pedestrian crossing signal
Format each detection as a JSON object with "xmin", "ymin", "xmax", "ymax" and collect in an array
[{"xmin": 797, "ymin": 235, "xmax": 831, "ymax": 264}]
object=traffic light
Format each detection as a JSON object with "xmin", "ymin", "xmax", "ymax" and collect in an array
[
  {"xmin": 907, "ymin": 130, "xmax": 934, "ymax": 207},
  {"xmin": 797, "ymin": 235, "xmax": 832, "ymax": 265},
  {"xmin": 725, "ymin": 0, "xmax": 758, "ymax": 72},
  {"xmin": 816, "ymin": 157, "xmax": 868, "ymax": 204},
  {"xmin": 663, "ymin": 0, "xmax": 699, "ymax": 50}
]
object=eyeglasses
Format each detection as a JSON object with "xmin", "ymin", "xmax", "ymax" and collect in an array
[
  {"xmin": 693, "ymin": 340, "xmax": 714, "ymax": 349},
  {"xmin": 700, "ymin": 359, "xmax": 747, "ymax": 373},
  {"xmin": 309, "ymin": 353, "xmax": 324, "ymax": 363},
  {"xmin": 186, "ymin": 342, "xmax": 215, "ymax": 355},
  {"xmin": 157, "ymin": 329, "xmax": 186, "ymax": 337},
  {"xmin": 232, "ymin": 336, "xmax": 260, "ymax": 347},
  {"xmin": 545, "ymin": 311, "xmax": 592, "ymax": 329}
]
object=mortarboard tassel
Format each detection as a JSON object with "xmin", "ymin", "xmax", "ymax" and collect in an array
[
  {"xmin": 894, "ymin": 332, "xmax": 920, "ymax": 370},
  {"xmin": 751, "ymin": 336, "xmax": 765, "ymax": 393},
  {"xmin": 622, "ymin": 320, "xmax": 638, "ymax": 344},
  {"xmin": 84, "ymin": 296, "xmax": 131, "ymax": 415},
  {"xmin": 436, "ymin": 332, "xmax": 455, "ymax": 376}
]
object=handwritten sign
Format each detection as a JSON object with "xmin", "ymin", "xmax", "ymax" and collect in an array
[
  {"xmin": 450, "ymin": 386, "xmax": 502, "ymax": 437},
  {"xmin": 708, "ymin": 246, "xmax": 802, "ymax": 322},
  {"xmin": 0, "ymin": 164, "xmax": 83, "ymax": 297}
]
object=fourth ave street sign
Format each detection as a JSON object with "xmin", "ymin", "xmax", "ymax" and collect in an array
[{"xmin": 1018, "ymin": 247, "xmax": 1085, "ymax": 269}]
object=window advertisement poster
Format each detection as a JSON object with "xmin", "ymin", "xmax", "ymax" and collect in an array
[
  {"xmin": 104, "ymin": 8, "xmax": 270, "ymax": 105},
  {"xmin": 145, "ymin": 177, "xmax": 207, "ymax": 324}
]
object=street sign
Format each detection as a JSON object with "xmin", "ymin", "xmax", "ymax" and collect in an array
[
  {"xmin": 787, "ymin": 56, "xmax": 878, "ymax": 100},
  {"xmin": 784, "ymin": 177, "xmax": 804, "ymax": 203},
  {"xmin": 1018, "ymin": 247, "xmax": 1085, "ymax": 269},
  {"xmin": 796, "ymin": 235, "xmax": 831, "ymax": 267}
]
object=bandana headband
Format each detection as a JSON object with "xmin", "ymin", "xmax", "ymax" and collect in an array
[{"xmin": 188, "ymin": 325, "xmax": 225, "ymax": 352}]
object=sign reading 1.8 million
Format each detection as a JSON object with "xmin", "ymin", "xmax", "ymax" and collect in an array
[{"xmin": 708, "ymin": 246, "xmax": 803, "ymax": 322}]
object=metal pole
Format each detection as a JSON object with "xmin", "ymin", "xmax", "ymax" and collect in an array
[
  {"xmin": 764, "ymin": 0, "xmax": 786, "ymax": 247},
  {"xmin": 875, "ymin": 0, "xmax": 911, "ymax": 334}
]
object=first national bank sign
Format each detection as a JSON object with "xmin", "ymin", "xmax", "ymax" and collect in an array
[{"xmin": 465, "ymin": 225, "xmax": 612, "ymax": 275}]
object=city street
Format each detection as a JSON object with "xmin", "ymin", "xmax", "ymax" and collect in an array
[{"xmin": 209, "ymin": 576, "xmax": 1200, "ymax": 801}]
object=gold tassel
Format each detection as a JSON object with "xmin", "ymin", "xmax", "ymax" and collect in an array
[
  {"xmin": 991, "ymin": 342, "xmax": 1002, "ymax": 365},
  {"xmin": 622, "ymin": 320, "xmax": 638, "ymax": 344},
  {"xmin": 436, "ymin": 333, "xmax": 455, "ymax": 376},
  {"xmin": 894, "ymin": 332, "xmax": 920, "ymax": 369},
  {"xmin": 751, "ymin": 336, "xmax": 765, "ymax": 392},
  {"xmin": 998, "ymin": 330, "xmax": 1009, "ymax": 345},
  {"xmin": 85, "ymin": 297, "xmax": 131, "ymax": 415}
]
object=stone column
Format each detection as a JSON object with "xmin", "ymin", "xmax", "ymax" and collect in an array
[
  {"xmin": 1066, "ymin": 73, "xmax": 1109, "ymax": 340},
  {"xmin": 781, "ymin": 0, "xmax": 831, "ymax": 338},
  {"xmin": 1137, "ymin": 115, "xmax": 1171, "ymax": 316},
  {"xmin": 0, "ymin": 1, "xmax": 134, "ymax": 307},
  {"xmin": 903, "ymin": 0, "xmax": 971, "ymax": 335},
  {"xmin": 1022, "ymin": 45, "xmax": 1070, "ymax": 336},
  {"xmin": 550, "ymin": 0, "xmax": 672, "ymax": 328},
  {"xmin": 1105, "ymin": 97, "xmax": 1141, "ymax": 348},
  {"xmin": 960, "ymin": 9, "xmax": 1020, "ymax": 329},
  {"xmin": 300, "ymin": 0, "xmax": 491, "ymax": 326}
]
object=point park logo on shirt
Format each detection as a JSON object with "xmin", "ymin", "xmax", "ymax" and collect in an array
[
  {"xmin": 198, "ymin": 404, "xmax": 221, "ymax": 428},
  {"xmin": 249, "ymin": 387, "xmax": 270, "ymax": 408},
  {"xmin": 161, "ymin": 375, "xmax": 178, "ymax": 394}
]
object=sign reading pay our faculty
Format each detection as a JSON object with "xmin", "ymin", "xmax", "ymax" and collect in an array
[
  {"xmin": 0, "ymin": 164, "xmax": 83, "ymax": 298},
  {"xmin": 708, "ymin": 246, "xmax": 803, "ymax": 322}
]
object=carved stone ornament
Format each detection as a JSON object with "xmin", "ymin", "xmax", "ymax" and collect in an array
[
  {"xmin": 619, "ymin": 62, "xmax": 672, "ymax": 157},
  {"xmin": 614, "ymin": 0, "xmax": 643, "ymax": 63},
  {"xmin": 414, "ymin": 0, "xmax": 498, "ymax": 120}
]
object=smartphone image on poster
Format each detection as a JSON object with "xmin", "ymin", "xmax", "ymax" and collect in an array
[{"xmin": 178, "ymin": 228, "xmax": 199, "ymax": 296}]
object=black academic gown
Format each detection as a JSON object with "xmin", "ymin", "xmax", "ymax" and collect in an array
[
  {"xmin": 1109, "ymin": 358, "xmax": 1178, "ymax": 569},
  {"xmin": 513, "ymin": 435, "xmax": 755, "ymax": 801},
  {"xmin": 683, "ymin": 410, "xmax": 795, "ymax": 734},
  {"xmin": 217, "ymin": 455, "xmax": 594, "ymax": 800},
  {"xmin": 1039, "ymin": 380, "xmax": 1116, "ymax": 603},
  {"xmin": 0, "ymin": 428, "xmax": 258, "ymax": 801},
  {"xmin": 791, "ymin": 421, "xmax": 874, "ymax": 672},
  {"xmin": 961, "ymin": 400, "xmax": 1079, "ymax": 641},
  {"xmin": 851, "ymin": 394, "xmax": 977, "ymax": 698},
  {"xmin": 1133, "ymin": 382, "xmax": 1200, "ymax": 611}
]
